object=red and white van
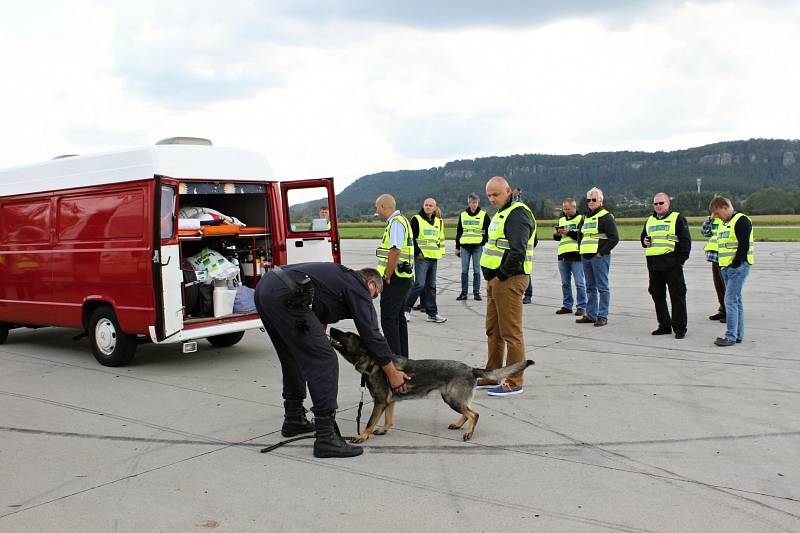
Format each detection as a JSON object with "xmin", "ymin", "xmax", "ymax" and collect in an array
[{"xmin": 0, "ymin": 138, "xmax": 340, "ymax": 366}]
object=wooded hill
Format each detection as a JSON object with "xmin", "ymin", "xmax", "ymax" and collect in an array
[{"xmin": 330, "ymin": 138, "xmax": 800, "ymax": 219}]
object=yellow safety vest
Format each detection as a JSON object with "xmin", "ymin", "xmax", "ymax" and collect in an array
[
  {"xmin": 413, "ymin": 215, "xmax": 444, "ymax": 260},
  {"xmin": 644, "ymin": 212, "xmax": 680, "ymax": 257},
  {"xmin": 459, "ymin": 210, "xmax": 486, "ymax": 245},
  {"xmin": 480, "ymin": 202, "xmax": 537, "ymax": 274},
  {"xmin": 717, "ymin": 212, "xmax": 754, "ymax": 267},
  {"xmin": 556, "ymin": 214, "xmax": 583, "ymax": 256},
  {"xmin": 435, "ymin": 217, "xmax": 445, "ymax": 259},
  {"xmin": 579, "ymin": 209, "xmax": 610, "ymax": 255},
  {"xmin": 376, "ymin": 215, "xmax": 415, "ymax": 277},
  {"xmin": 704, "ymin": 217, "xmax": 721, "ymax": 253}
]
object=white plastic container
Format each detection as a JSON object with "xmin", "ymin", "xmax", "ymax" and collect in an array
[{"xmin": 213, "ymin": 288, "xmax": 237, "ymax": 317}]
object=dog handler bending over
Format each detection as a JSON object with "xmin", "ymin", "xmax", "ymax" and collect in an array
[{"xmin": 255, "ymin": 263, "xmax": 410, "ymax": 458}]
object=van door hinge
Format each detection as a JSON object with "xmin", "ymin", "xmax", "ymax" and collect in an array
[{"xmin": 152, "ymin": 250, "xmax": 170, "ymax": 265}]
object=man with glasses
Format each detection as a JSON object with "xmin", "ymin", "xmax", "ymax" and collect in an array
[
  {"xmin": 574, "ymin": 187, "xmax": 619, "ymax": 327},
  {"xmin": 641, "ymin": 193, "xmax": 691, "ymax": 338}
]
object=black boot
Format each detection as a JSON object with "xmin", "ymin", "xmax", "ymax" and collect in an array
[
  {"xmin": 313, "ymin": 411, "xmax": 363, "ymax": 458},
  {"xmin": 281, "ymin": 400, "xmax": 314, "ymax": 437}
]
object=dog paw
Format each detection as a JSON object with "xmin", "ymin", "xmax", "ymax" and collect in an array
[
  {"xmin": 447, "ymin": 424, "xmax": 461, "ymax": 430},
  {"xmin": 373, "ymin": 428, "xmax": 388, "ymax": 435},
  {"xmin": 462, "ymin": 432, "xmax": 473, "ymax": 441},
  {"xmin": 350, "ymin": 434, "xmax": 370, "ymax": 443}
]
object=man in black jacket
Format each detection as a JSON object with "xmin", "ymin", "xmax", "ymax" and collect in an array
[
  {"xmin": 574, "ymin": 187, "xmax": 619, "ymax": 327},
  {"xmin": 255, "ymin": 263, "xmax": 409, "ymax": 458},
  {"xmin": 640, "ymin": 192, "xmax": 692, "ymax": 338}
]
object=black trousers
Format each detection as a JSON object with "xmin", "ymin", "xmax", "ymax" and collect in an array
[
  {"xmin": 380, "ymin": 276, "xmax": 412, "ymax": 357},
  {"xmin": 648, "ymin": 267, "xmax": 687, "ymax": 333},
  {"xmin": 711, "ymin": 261, "xmax": 726, "ymax": 314},
  {"xmin": 255, "ymin": 272, "xmax": 338, "ymax": 415}
]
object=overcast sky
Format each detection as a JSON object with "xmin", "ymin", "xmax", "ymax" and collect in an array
[{"xmin": 1, "ymin": 1, "xmax": 798, "ymax": 191}]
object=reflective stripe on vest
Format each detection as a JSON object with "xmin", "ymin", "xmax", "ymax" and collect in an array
[
  {"xmin": 435, "ymin": 217, "xmax": 445, "ymax": 259},
  {"xmin": 480, "ymin": 201, "xmax": 537, "ymax": 274},
  {"xmin": 645, "ymin": 212, "xmax": 680, "ymax": 257},
  {"xmin": 717, "ymin": 212, "xmax": 755, "ymax": 267},
  {"xmin": 459, "ymin": 210, "xmax": 486, "ymax": 245},
  {"xmin": 704, "ymin": 217, "xmax": 721, "ymax": 253},
  {"xmin": 376, "ymin": 215, "xmax": 415, "ymax": 277},
  {"xmin": 413, "ymin": 214, "xmax": 442, "ymax": 259},
  {"xmin": 556, "ymin": 214, "xmax": 583, "ymax": 256},
  {"xmin": 579, "ymin": 209, "xmax": 609, "ymax": 255}
]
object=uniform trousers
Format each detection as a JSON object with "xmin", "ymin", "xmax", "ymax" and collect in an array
[
  {"xmin": 648, "ymin": 266, "xmax": 687, "ymax": 334},
  {"xmin": 255, "ymin": 272, "xmax": 338, "ymax": 415},
  {"xmin": 380, "ymin": 276, "xmax": 412, "ymax": 357}
]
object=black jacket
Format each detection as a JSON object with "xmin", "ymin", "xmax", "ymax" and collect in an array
[
  {"xmin": 286, "ymin": 263, "xmax": 394, "ymax": 365},
  {"xmin": 482, "ymin": 199, "xmax": 535, "ymax": 281},
  {"xmin": 729, "ymin": 212, "xmax": 753, "ymax": 268},
  {"xmin": 409, "ymin": 209, "xmax": 439, "ymax": 258},
  {"xmin": 455, "ymin": 206, "xmax": 490, "ymax": 249},
  {"xmin": 639, "ymin": 211, "xmax": 691, "ymax": 271}
]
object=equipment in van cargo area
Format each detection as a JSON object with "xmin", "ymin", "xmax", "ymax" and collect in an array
[
  {"xmin": 213, "ymin": 287, "xmax": 237, "ymax": 317},
  {"xmin": 0, "ymin": 141, "xmax": 340, "ymax": 366}
]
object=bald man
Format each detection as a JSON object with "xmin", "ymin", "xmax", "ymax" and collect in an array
[
  {"xmin": 641, "ymin": 192, "xmax": 691, "ymax": 338},
  {"xmin": 478, "ymin": 176, "xmax": 536, "ymax": 397},
  {"xmin": 405, "ymin": 197, "xmax": 447, "ymax": 323},
  {"xmin": 375, "ymin": 194, "xmax": 414, "ymax": 357}
]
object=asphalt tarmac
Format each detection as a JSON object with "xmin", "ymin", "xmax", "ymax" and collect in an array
[{"xmin": 1, "ymin": 240, "xmax": 798, "ymax": 532}]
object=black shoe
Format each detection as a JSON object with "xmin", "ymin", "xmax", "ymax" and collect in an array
[
  {"xmin": 708, "ymin": 313, "xmax": 725, "ymax": 321},
  {"xmin": 674, "ymin": 331, "xmax": 686, "ymax": 339},
  {"xmin": 594, "ymin": 317, "xmax": 608, "ymax": 327},
  {"xmin": 736, "ymin": 339, "xmax": 742, "ymax": 343},
  {"xmin": 412, "ymin": 304, "xmax": 425, "ymax": 312},
  {"xmin": 575, "ymin": 309, "xmax": 584, "ymax": 316},
  {"xmin": 720, "ymin": 316, "xmax": 726, "ymax": 323},
  {"xmin": 556, "ymin": 307, "xmax": 572, "ymax": 315},
  {"xmin": 456, "ymin": 293, "xmax": 467, "ymax": 301},
  {"xmin": 281, "ymin": 400, "xmax": 315, "ymax": 437},
  {"xmin": 714, "ymin": 337, "xmax": 736, "ymax": 347},
  {"xmin": 522, "ymin": 296, "xmax": 532, "ymax": 304},
  {"xmin": 576, "ymin": 316, "xmax": 595, "ymax": 324},
  {"xmin": 313, "ymin": 411, "xmax": 363, "ymax": 458},
  {"xmin": 473, "ymin": 293, "xmax": 482, "ymax": 301},
  {"xmin": 651, "ymin": 327, "xmax": 672, "ymax": 335}
]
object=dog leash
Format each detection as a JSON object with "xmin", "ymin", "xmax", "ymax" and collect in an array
[{"xmin": 260, "ymin": 377, "xmax": 366, "ymax": 454}]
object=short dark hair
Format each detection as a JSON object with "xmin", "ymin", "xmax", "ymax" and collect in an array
[{"xmin": 357, "ymin": 267, "xmax": 383, "ymax": 291}]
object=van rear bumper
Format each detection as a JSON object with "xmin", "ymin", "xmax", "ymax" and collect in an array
[{"xmin": 148, "ymin": 318, "xmax": 263, "ymax": 344}]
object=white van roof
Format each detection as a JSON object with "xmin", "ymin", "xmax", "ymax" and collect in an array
[{"xmin": 0, "ymin": 145, "xmax": 275, "ymax": 197}]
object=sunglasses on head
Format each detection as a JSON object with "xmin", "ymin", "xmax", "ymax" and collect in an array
[{"xmin": 653, "ymin": 201, "xmax": 665, "ymax": 206}]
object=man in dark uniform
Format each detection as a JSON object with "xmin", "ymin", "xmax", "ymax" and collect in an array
[
  {"xmin": 255, "ymin": 263, "xmax": 410, "ymax": 458},
  {"xmin": 640, "ymin": 192, "xmax": 691, "ymax": 338}
]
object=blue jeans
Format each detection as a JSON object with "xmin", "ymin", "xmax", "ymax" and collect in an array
[
  {"xmin": 558, "ymin": 259, "xmax": 587, "ymax": 310},
  {"xmin": 582, "ymin": 254, "xmax": 611, "ymax": 320},
  {"xmin": 460, "ymin": 246, "xmax": 482, "ymax": 294},
  {"xmin": 405, "ymin": 257, "xmax": 438, "ymax": 316},
  {"xmin": 721, "ymin": 263, "xmax": 750, "ymax": 341}
]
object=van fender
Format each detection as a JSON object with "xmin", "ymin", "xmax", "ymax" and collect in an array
[{"xmin": 81, "ymin": 296, "xmax": 122, "ymax": 330}]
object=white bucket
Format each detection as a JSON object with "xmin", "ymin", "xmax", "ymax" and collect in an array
[{"xmin": 213, "ymin": 288, "xmax": 237, "ymax": 317}]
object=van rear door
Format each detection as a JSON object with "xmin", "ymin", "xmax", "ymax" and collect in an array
[
  {"xmin": 280, "ymin": 178, "xmax": 340, "ymax": 264},
  {"xmin": 153, "ymin": 180, "xmax": 183, "ymax": 340}
]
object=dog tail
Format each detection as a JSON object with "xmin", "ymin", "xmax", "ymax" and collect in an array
[{"xmin": 473, "ymin": 360, "xmax": 534, "ymax": 381}]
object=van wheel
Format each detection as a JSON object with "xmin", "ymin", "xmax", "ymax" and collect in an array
[
  {"xmin": 207, "ymin": 331, "xmax": 245, "ymax": 347},
  {"xmin": 0, "ymin": 323, "xmax": 9, "ymax": 344},
  {"xmin": 89, "ymin": 307, "xmax": 137, "ymax": 367}
]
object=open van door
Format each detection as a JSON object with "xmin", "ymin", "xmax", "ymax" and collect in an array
[
  {"xmin": 153, "ymin": 180, "xmax": 184, "ymax": 340},
  {"xmin": 281, "ymin": 178, "xmax": 340, "ymax": 264}
]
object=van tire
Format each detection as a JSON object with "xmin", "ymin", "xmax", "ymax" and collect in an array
[
  {"xmin": 207, "ymin": 331, "xmax": 245, "ymax": 347},
  {"xmin": 0, "ymin": 323, "xmax": 9, "ymax": 344},
  {"xmin": 89, "ymin": 307, "xmax": 137, "ymax": 367}
]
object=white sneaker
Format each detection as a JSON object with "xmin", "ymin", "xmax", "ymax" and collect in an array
[
  {"xmin": 404, "ymin": 311, "xmax": 411, "ymax": 322},
  {"xmin": 426, "ymin": 314, "xmax": 447, "ymax": 323}
]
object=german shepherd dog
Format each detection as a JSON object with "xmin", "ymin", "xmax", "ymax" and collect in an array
[{"xmin": 329, "ymin": 328, "xmax": 534, "ymax": 443}]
